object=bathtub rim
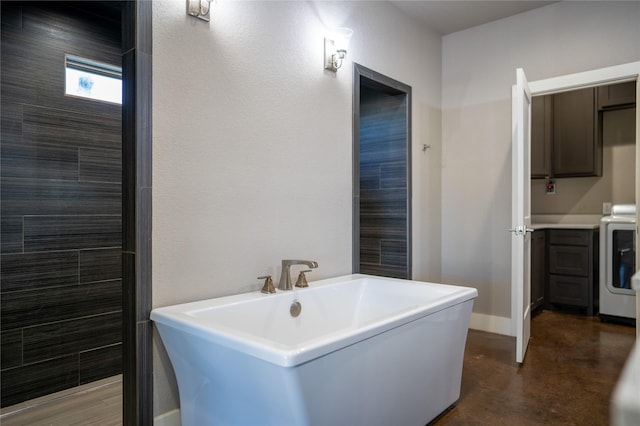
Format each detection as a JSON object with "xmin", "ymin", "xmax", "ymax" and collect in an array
[{"xmin": 151, "ymin": 274, "xmax": 478, "ymax": 367}]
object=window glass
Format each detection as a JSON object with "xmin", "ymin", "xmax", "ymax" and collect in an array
[{"xmin": 65, "ymin": 55, "xmax": 122, "ymax": 104}]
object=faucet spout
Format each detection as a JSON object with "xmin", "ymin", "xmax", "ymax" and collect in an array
[{"xmin": 278, "ymin": 259, "xmax": 318, "ymax": 291}]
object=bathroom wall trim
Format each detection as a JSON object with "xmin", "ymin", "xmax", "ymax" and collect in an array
[
  {"xmin": 469, "ymin": 312, "xmax": 513, "ymax": 337},
  {"xmin": 122, "ymin": 1, "xmax": 153, "ymax": 425}
]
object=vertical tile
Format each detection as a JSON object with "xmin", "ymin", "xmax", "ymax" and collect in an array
[
  {"xmin": 136, "ymin": 50, "xmax": 153, "ymax": 188},
  {"xmin": 136, "ymin": 1, "xmax": 153, "ymax": 56},
  {"xmin": 137, "ymin": 320, "xmax": 153, "ymax": 426},
  {"xmin": 121, "ymin": 49, "xmax": 137, "ymax": 254},
  {"xmin": 121, "ymin": 1, "xmax": 153, "ymax": 424},
  {"xmin": 137, "ymin": 187, "xmax": 152, "ymax": 321},
  {"xmin": 121, "ymin": 1, "xmax": 135, "ymax": 53},
  {"xmin": 122, "ymin": 253, "xmax": 137, "ymax": 423}
]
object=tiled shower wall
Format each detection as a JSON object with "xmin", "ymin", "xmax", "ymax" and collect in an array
[
  {"xmin": 1, "ymin": 2, "xmax": 122, "ymax": 407},
  {"xmin": 359, "ymin": 84, "xmax": 409, "ymax": 279}
]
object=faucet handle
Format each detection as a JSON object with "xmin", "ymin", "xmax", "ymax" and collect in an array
[
  {"xmin": 295, "ymin": 270, "xmax": 312, "ymax": 288},
  {"xmin": 258, "ymin": 275, "xmax": 276, "ymax": 294}
]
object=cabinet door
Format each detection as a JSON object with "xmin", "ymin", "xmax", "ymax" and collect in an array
[
  {"xmin": 531, "ymin": 230, "xmax": 546, "ymax": 311},
  {"xmin": 598, "ymin": 81, "xmax": 636, "ymax": 110},
  {"xmin": 549, "ymin": 275, "xmax": 589, "ymax": 307},
  {"xmin": 548, "ymin": 229, "xmax": 591, "ymax": 246},
  {"xmin": 549, "ymin": 245, "xmax": 590, "ymax": 276},
  {"xmin": 552, "ymin": 88, "xmax": 599, "ymax": 177},
  {"xmin": 531, "ymin": 95, "xmax": 552, "ymax": 178}
]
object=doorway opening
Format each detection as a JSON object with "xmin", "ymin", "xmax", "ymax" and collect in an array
[
  {"xmin": 512, "ymin": 62, "xmax": 640, "ymax": 363},
  {"xmin": 1, "ymin": 2, "xmax": 153, "ymax": 423},
  {"xmin": 530, "ymin": 83, "xmax": 637, "ymax": 321},
  {"xmin": 0, "ymin": 0, "xmax": 124, "ymax": 413},
  {"xmin": 353, "ymin": 64, "xmax": 412, "ymax": 279}
]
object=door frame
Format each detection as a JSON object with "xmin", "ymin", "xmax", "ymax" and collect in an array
[
  {"xmin": 352, "ymin": 63, "xmax": 412, "ymax": 277},
  {"xmin": 512, "ymin": 61, "xmax": 640, "ymax": 350},
  {"xmin": 122, "ymin": 1, "xmax": 153, "ymax": 424}
]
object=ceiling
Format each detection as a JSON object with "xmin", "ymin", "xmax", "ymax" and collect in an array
[{"xmin": 390, "ymin": 1, "xmax": 557, "ymax": 35}]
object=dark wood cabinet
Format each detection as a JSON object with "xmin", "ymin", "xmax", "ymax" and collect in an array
[
  {"xmin": 531, "ymin": 229, "xmax": 546, "ymax": 313},
  {"xmin": 549, "ymin": 275, "xmax": 590, "ymax": 308},
  {"xmin": 531, "ymin": 88, "xmax": 601, "ymax": 178},
  {"xmin": 531, "ymin": 96, "xmax": 552, "ymax": 178},
  {"xmin": 598, "ymin": 81, "xmax": 636, "ymax": 110},
  {"xmin": 552, "ymin": 88, "xmax": 600, "ymax": 177},
  {"xmin": 547, "ymin": 229, "xmax": 598, "ymax": 315},
  {"xmin": 549, "ymin": 245, "xmax": 590, "ymax": 276}
]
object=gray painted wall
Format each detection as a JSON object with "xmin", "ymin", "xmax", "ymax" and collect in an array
[{"xmin": 442, "ymin": 1, "xmax": 640, "ymax": 320}]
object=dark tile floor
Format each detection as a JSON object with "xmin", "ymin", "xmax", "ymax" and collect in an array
[{"xmin": 436, "ymin": 310, "xmax": 636, "ymax": 426}]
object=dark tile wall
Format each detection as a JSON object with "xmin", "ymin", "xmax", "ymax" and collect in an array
[
  {"xmin": 0, "ymin": 2, "xmax": 123, "ymax": 408},
  {"xmin": 359, "ymin": 85, "xmax": 410, "ymax": 279}
]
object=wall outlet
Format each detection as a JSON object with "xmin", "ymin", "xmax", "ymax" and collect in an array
[
  {"xmin": 603, "ymin": 202, "xmax": 612, "ymax": 215},
  {"xmin": 545, "ymin": 179, "xmax": 555, "ymax": 195}
]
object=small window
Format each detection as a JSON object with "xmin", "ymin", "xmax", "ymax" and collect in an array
[{"xmin": 65, "ymin": 55, "xmax": 122, "ymax": 104}]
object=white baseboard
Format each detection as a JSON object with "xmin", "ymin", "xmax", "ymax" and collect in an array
[
  {"xmin": 469, "ymin": 312, "xmax": 513, "ymax": 336},
  {"xmin": 154, "ymin": 409, "xmax": 181, "ymax": 426}
]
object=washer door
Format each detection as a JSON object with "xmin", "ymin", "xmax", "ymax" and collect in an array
[{"xmin": 606, "ymin": 222, "xmax": 636, "ymax": 295}]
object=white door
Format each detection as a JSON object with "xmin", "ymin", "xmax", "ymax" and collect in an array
[{"xmin": 511, "ymin": 68, "xmax": 532, "ymax": 364}]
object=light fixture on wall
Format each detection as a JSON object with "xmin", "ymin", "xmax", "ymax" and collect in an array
[
  {"xmin": 187, "ymin": 0, "xmax": 214, "ymax": 22},
  {"xmin": 324, "ymin": 27, "xmax": 353, "ymax": 72}
]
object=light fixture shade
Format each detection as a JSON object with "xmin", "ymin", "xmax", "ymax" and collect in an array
[
  {"xmin": 324, "ymin": 27, "xmax": 353, "ymax": 72},
  {"xmin": 332, "ymin": 27, "xmax": 353, "ymax": 52}
]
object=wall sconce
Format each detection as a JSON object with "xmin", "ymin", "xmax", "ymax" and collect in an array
[
  {"xmin": 187, "ymin": 0, "xmax": 214, "ymax": 22},
  {"xmin": 324, "ymin": 28, "xmax": 353, "ymax": 72}
]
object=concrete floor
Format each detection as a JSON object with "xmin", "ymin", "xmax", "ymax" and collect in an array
[{"xmin": 436, "ymin": 310, "xmax": 636, "ymax": 425}]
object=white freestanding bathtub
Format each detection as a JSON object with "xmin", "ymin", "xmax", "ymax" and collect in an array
[{"xmin": 151, "ymin": 274, "xmax": 477, "ymax": 426}]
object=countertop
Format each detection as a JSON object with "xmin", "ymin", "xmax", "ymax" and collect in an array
[{"xmin": 531, "ymin": 214, "xmax": 601, "ymax": 231}]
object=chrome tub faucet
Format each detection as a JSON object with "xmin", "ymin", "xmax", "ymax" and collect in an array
[{"xmin": 278, "ymin": 259, "xmax": 318, "ymax": 291}]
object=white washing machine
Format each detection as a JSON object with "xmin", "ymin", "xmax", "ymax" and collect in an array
[{"xmin": 600, "ymin": 204, "xmax": 636, "ymax": 321}]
